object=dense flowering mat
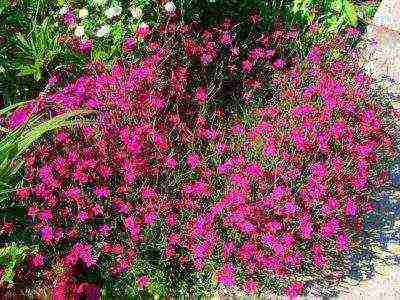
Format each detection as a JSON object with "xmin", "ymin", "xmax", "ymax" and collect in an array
[{"xmin": 0, "ymin": 4, "xmax": 399, "ymax": 299}]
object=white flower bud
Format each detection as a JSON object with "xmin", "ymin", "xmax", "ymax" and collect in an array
[
  {"xmin": 74, "ymin": 25, "xmax": 85, "ymax": 37},
  {"xmin": 79, "ymin": 8, "xmax": 89, "ymax": 19},
  {"xmin": 96, "ymin": 24, "xmax": 110, "ymax": 38},
  {"xmin": 59, "ymin": 5, "xmax": 68, "ymax": 15},
  {"xmin": 164, "ymin": 1, "xmax": 176, "ymax": 12},
  {"xmin": 105, "ymin": 6, "xmax": 122, "ymax": 19},
  {"xmin": 129, "ymin": 6, "xmax": 143, "ymax": 19}
]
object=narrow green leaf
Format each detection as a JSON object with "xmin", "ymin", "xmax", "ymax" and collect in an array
[{"xmin": 343, "ymin": 0, "xmax": 358, "ymax": 26}]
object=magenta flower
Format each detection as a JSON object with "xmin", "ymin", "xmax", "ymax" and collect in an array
[
  {"xmin": 63, "ymin": 10, "xmax": 76, "ymax": 27},
  {"xmin": 337, "ymin": 233, "xmax": 350, "ymax": 251},
  {"xmin": 94, "ymin": 186, "xmax": 110, "ymax": 198},
  {"xmin": 187, "ymin": 152, "xmax": 201, "ymax": 170},
  {"xmin": 78, "ymin": 38, "xmax": 93, "ymax": 54},
  {"xmin": 194, "ymin": 86, "xmax": 207, "ymax": 104},
  {"xmin": 216, "ymin": 263, "xmax": 236, "ymax": 287},
  {"xmin": 284, "ymin": 281, "xmax": 304, "ymax": 298},
  {"xmin": 8, "ymin": 107, "xmax": 29, "ymax": 129},
  {"xmin": 98, "ymin": 224, "xmax": 111, "ymax": 237},
  {"xmin": 137, "ymin": 275, "xmax": 150, "ymax": 288},
  {"xmin": 222, "ymin": 241, "xmax": 236, "ymax": 257},
  {"xmin": 144, "ymin": 211, "xmax": 158, "ymax": 225},
  {"xmin": 125, "ymin": 216, "xmax": 140, "ymax": 241},
  {"xmin": 243, "ymin": 278, "xmax": 259, "ymax": 294},
  {"xmin": 65, "ymin": 243, "xmax": 97, "ymax": 268},
  {"xmin": 30, "ymin": 253, "xmax": 45, "ymax": 268},
  {"xmin": 122, "ymin": 37, "xmax": 136, "ymax": 53},
  {"xmin": 40, "ymin": 226, "xmax": 54, "ymax": 244},
  {"xmin": 137, "ymin": 23, "xmax": 150, "ymax": 39}
]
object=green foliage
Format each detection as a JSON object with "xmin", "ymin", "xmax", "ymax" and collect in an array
[
  {"xmin": 179, "ymin": 0, "xmax": 380, "ymax": 33},
  {"xmin": 179, "ymin": 0, "xmax": 292, "ymax": 29},
  {"xmin": 0, "ymin": 243, "xmax": 29, "ymax": 284},
  {"xmin": 289, "ymin": 0, "xmax": 379, "ymax": 31},
  {"xmin": 0, "ymin": 0, "xmax": 84, "ymax": 105},
  {"xmin": 13, "ymin": 17, "xmax": 61, "ymax": 81},
  {"xmin": 0, "ymin": 0, "xmax": 8, "ymax": 14}
]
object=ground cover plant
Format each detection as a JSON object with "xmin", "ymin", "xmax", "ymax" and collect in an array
[{"xmin": 0, "ymin": 0, "xmax": 399, "ymax": 299}]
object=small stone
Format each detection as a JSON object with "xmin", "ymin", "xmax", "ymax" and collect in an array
[
  {"xmin": 387, "ymin": 243, "xmax": 400, "ymax": 255},
  {"xmin": 391, "ymin": 165, "xmax": 400, "ymax": 187}
]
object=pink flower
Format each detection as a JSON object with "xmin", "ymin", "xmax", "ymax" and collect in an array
[
  {"xmin": 222, "ymin": 241, "xmax": 236, "ymax": 257},
  {"xmin": 337, "ymin": 233, "xmax": 350, "ymax": 251},
  {"xmin": 112, "ymin": 258, "xmax": 131, "ymax": 275},
  {"xmin": 313, "ymin": 253, "xmax": 327, "ymax": 268},
  {"xmin": 320, "ymin": 218, "xmax": 340, "ymax": 238},
  {"xmin": 299, "ymin": 220, "xmax": 313, "ymax": 240},
  {"xmin": 165, "ymin": 156, "xmax": 177, "ymax": 169},
  {"xmin": 31, "ymin": 253, "xmax": 45, "ymax": 267},
  {"xmin": 137, "ymin": 23, "xmax": 150, "ymax": 39},
  {"xmin": 193, "ymin": 243, "xmax": 209, "ymax": 258},
  {"xmin": 16, "ymin": 187, "xmax": 30, "ymax": 200},
  {"xmin": 246, "ymin": 163, "xmax": 263, "ymax": 177},
  {"xmin": 94, "ymin": 186, "xmax": 110, "ymax": 198},
  {"xmin": 65, "ymin": 243, "xmax": 97, "ymax": 268},
  {"xmin": 194, "ymin": 258, "xmax": 205, "ymax": 271},
  {"xmin": 220, "ymin": 31, "xmax": 233, "ymax": 45},
  {"xmin": 272, "ymin": 58, "xmax": 285, "ymax": 69},
  {"xmin": 259, "ymin": 256, "xmax": 281, "ymax": 270},
  {"xmin": 40, "ymin": 226, "xmax": 54, "ymax": 244},
  {"xmin": 77, "ymin": 210, "xmax": 89, "ymax": 222},
  {"xmin": 137, "ymin": 275, "xmax": 151, "ymax": 288},
  {"xmin": 124, "ymin": 217, "xmax": 140, "ymax": 241},
  {"xmin": 230, "ymin": 173, "xmax": 249, "ymax": 189},
  {"xmin": 144, "ymin": 211, "xmax": 158, "ymax": 225},
  {"xmin": 38, "ymin": 210, "xmax": 53, "ymax": 222},
  {"xmin": 99, "ymin": 224, "xmax": 111, "ymax": 237},
  {"xmin": 214, "ymin": 142, "xmax": 228, "ymax": 154},
  {"xmin": 194, "ymin": 86, "xmax": 207, "ymax": 104},
  {"xmin": 345, "ymin": 27, "xmax": 360, "ymax": 38},
  {"xmin": 187, "ymin": 152, "xmax": 201, "ymax": 170},
  {"xmin": 243, "ymin": 278, "xmax": 259, "ymax": 294},
  {"xmin": 78, "ymin": 38, "xmax": 93, "ymax": 54},
  {"xmin": 241, "ymin": 60, "xmax": 253, "ymax": 72},
  {"xmin": 345, "ymin": 198, "xmax": 357, "ymax": 216},
  {"xmin": 8, "ymin": 107, "xmax": 29, "ymax": 129},
  {"xmin": 271, "ymin": 185, "xmax": 285, "ymax": 200},
  {"xmin": 63, "ymin": 10, "xmax": 76, "ymax": 26},
  {"xmin": 284, "ymin": 281, "xmax": 304, "ymax": 298},
  {"xmin": 216, "ymin": 263, "xmax": 236, "ymax": 287},
  {"xmin": 165, "ymin": 214, "xmax": 177, "ymax": 227},
  {"xmin": 231, "ymin": 123, "xmax": 245, "ymax": 134},
  {"xmin": 92, "ymin": 204, "xmax": 104, "ymax": 216},
  {"xmin": 217, "ymin": 161, "xmax": 232, "ymax": 174},
  {"xmin": 140, "ymin": 186, "xmax": 156, "ymax": 199},
  {"xmin": 307, "ymin": 46, "xmax": 323, "ymax": 64},
  {"xmin": 122, "ymin": 37, "xmax": 136, "ymax": 53},
  {"xmin": 284, "ymin": 202, "xmax": 299, "ymax": 215}
]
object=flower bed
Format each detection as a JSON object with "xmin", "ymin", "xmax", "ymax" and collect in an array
[{"xmin": 0, "ymin": 1, "xmax": 398, "ymax": 299}]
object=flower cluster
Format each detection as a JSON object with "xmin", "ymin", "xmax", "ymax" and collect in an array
[{"xmin": 2, "ymin": 12, "xmax": 396, "ymax": 299}]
